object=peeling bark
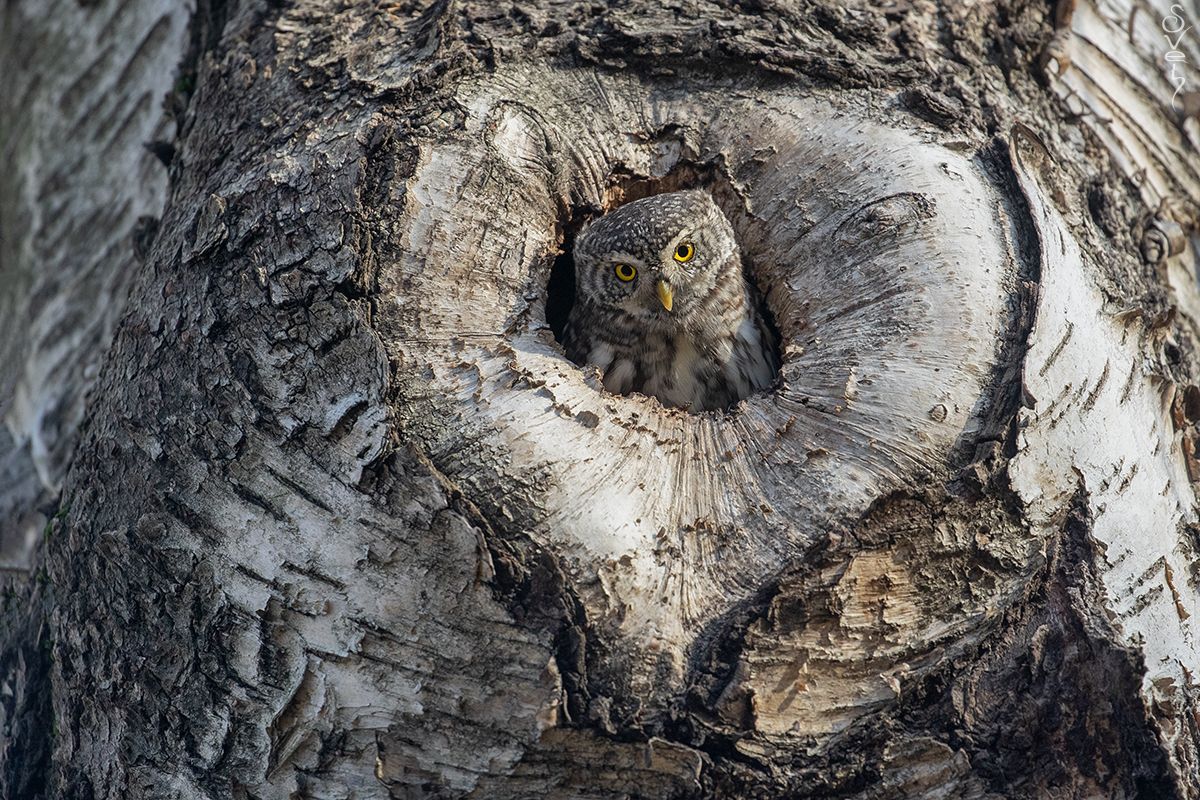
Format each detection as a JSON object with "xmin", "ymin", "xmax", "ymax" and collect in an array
[{"xmin": 2, "ymin": 0, "xmax": 1200, "ymax": 797}]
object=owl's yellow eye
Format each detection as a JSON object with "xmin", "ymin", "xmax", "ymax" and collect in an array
[
  {"xmin": 614, "ymin": 263, "xmax": 637, "ymax": 282},
  {"xmin": 673, "ymin": 242, "xmax": 696, "ymax": 263}
]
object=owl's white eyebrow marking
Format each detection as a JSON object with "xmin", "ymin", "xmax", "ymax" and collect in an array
[
  {"xmin": 664, "ymin": 230, "xmax": 698, "ymax": 253},
  {"xmin": 602, "ymin": 251, "xmax": 644, "ymax": 267}
]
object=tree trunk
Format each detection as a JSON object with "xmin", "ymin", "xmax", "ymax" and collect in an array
[{"xmin": 3, "ymin": 0, "xmax": 1199, "ymax": 797}]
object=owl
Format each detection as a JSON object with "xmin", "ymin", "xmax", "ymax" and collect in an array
[{"xmin": 563, "ymin": 189, "xmax": 778, "ymax": 411}]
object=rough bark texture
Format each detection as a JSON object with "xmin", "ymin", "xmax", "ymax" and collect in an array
[{"xmin": 2, "ymin": 0, "xmax": 1200, "ymax": 797}]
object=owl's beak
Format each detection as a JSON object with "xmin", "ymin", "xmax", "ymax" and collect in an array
[{"xmin": 656, "ymin": 280, "xmax": 674, "ymax": 312}]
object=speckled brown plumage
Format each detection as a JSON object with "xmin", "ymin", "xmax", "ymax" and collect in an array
[{"xmin": 563, "ymin": 190, "xmax": 778, "ymax": 411}]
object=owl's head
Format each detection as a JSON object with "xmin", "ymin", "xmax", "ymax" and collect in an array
[{"xmin": 572, "ymin": 190, "xmax": 739, "ymax": 323}]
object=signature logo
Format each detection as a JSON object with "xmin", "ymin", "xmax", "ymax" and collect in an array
[{"xmin": 1163, "ymin": 4, "xmax": 1192, "ymax": 111}]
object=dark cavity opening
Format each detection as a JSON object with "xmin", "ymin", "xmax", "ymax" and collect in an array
[
  {"xmin": 545, "ymin": 165, "xmax": 783, "ymax": 410},
  {"xmin": 545, "ymin": 228, "xmax": 578, "ymax": 342}
]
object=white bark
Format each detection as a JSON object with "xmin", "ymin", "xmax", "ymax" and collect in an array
[
  {"xmin": 393, "ymin": 66, "xmax": 1013, "ymax": 720},
  {"xmin": 1010, "ymin": 125, "xmax": 1200, "ymax": 781},
  {"xmin": 0, "ymin": 0, "xmax": 187, "ymax": 569}
]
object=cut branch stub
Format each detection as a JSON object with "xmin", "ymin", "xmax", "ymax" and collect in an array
[{"xmin": 379, "ymin": 70, "xmax": 1013, "ymax": 695}]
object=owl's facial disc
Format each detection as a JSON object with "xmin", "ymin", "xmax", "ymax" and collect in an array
[{"xmin": 572, "ymin": 190, "xmax": 735, "ymax": 322}]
